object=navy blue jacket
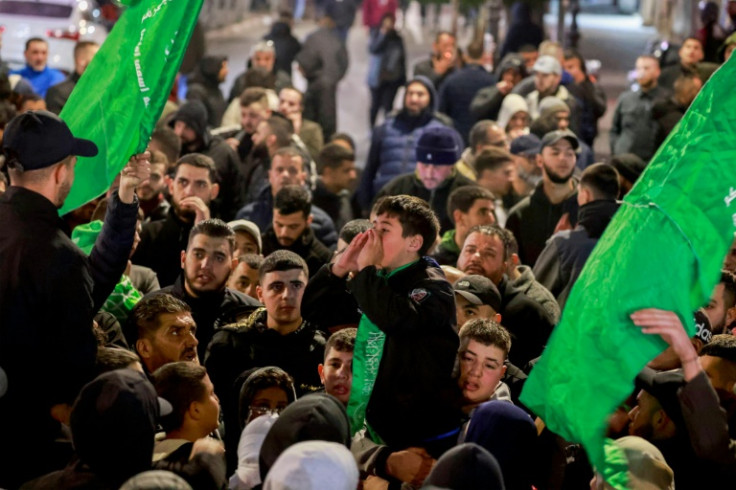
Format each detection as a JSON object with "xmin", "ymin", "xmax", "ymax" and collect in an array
[{"xmin": 438, "ymin": 63, "xmax": 496, "ymax": 144}]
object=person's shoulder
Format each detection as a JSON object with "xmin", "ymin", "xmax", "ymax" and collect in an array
[{"xmin": 508, "ymin": 194, "xmax": 532, "ymax": 216}]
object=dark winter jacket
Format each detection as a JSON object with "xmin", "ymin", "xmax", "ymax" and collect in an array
[
  {"xmin": 301, "ymin": 263, "xmax": 362, "ymax": 332},
  {"xmin": 346, "ymin": 257, "xmax": 464, "ymax": 448},
  {"xmin": 186, "ymin": 55, "xmax": 228, "ymax": 127},
  {"xmin": 235, "ymin": 184, "xmax": 338, "ymax": 249},
  {"xmin": 610, "ymin": 85, "xmax": 670, "ymax": 161},
  {"xmin": 358, "ymin": 76, "xmax": 457, "ymax": 208},
  {"xmin": 132, "ymin": 208, "xmax": 192, "ymax": 289},
  {"xmin": 533, "ymin": 199, "xmax": 618, "ymax": 310},
  {"xmin": 438, "ymin": 63, "xmax": 496, "ymax": 144},
  {"xmin": 45, "ymin": 71, "xmax": 80, "ymax": 114},
  {"xmin": 505, "ymin": 180, "xmax": 579, "ymax": 267},
  {"xmin": 0, "ymin": 188, "xmax": 138, "ymax": 488},
  {"xmin": 367, "ymin": 29, "xmax": 406, "ymax": 88},
  {"xmin": 500, "ymin": 2, "xmax": 545, "ymax": 59},
  {"xmin": 652, "ymin": 96, "xmax": 688, "ymax": 148},
  {"xmin": 264, "ymin": 22, "xmax": 302, "ymax": 75},
  {"xmin": 261, "ymin": 225, "xmax": 333, "ymax": 278},
  {"xmin": 296, "ymin": 27, "xmax": 349, "ymax": 85},
  {"xmin": 152, "ymin": 275, "xmax": 261, "ymax": 359},
  {"xmin": 374, "ymin": 171, "xmax": 476, "ymax": 234},
  {"xmin": 470, "ymin": 54, "xmax": 526, "ymax": 122},
  {"xmin": 153, "ymin": 440, "xmax": 227, "ymax": 490}
]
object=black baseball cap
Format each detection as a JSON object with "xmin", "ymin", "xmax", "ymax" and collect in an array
[
  {"xmin": 540, "ymin": 129, "xmax": 579, "ymax": 151},
  {"xmin": 2, "ymin": 110, "xmax": 98, "ymax": 171},
  {"xmin": 510, "ymin": 134, "xmax": 542, "ymax": 156},
  {"xmin": 635, "ymin": 367, "xmax": 686, "ymax": 430},
  {"xmin": 454, "ymin": 275, "xmax": 503, "ymax": 313}
]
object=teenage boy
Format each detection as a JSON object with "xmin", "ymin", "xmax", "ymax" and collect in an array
[
  {"xmin": 318, "ymin": 327, "xmax": 357, "ymax": 405},
  {"xmin": 331, "ymin": 195, "xmax": 462, "ymax": 456}
]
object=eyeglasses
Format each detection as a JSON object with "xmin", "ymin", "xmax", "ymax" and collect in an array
[{"xmin": 247, "ymin": 405, "xmax": 285, "ymax": 419}]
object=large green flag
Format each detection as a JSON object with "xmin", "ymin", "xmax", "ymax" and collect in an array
[
  {"xmin": 59, "ymin": 0, "xmax": 204, "ymax": 215},
  {"xmin": 520, "ymin": 57, "xmax": 736, "ymax": 488}
]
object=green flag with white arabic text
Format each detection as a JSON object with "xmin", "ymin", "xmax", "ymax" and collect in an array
[
  {"xmin": 520, "ymin": 57, "xmax": 736, "ymax": 488},
  {"xmin": 59, "ymin": 0, "xmax": 204, "ymax": 215}
]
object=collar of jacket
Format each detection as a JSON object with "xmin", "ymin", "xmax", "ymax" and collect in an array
[
  {"xmin": 2, "ymin": 185, "xmax": 65, "ymax": 228},
  {"xmin": 171, "ymin": 274, "xmax": 227, "ymax": 308},
  {"xmin": 577, "ymin": 199, "xmax": 619, "ymax": 239}
]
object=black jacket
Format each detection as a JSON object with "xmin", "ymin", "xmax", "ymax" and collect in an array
[
  {"xmin": 264, "ymin": 21, "xmax": 302, "ymax": 75},
  {"xmin": 497, "ymin": 275, "xmax": 556, "ymax": 369},
  {"xmin": 505, "ymin": 181, "xmax": 579, "ymax": 267},
  {"xmin": 186, "ymin": 55, "xmax": 228, "ymax": 128},
  {"xmin": 375, "ymin": 172, "xmax": 476, "ymax": 234},
  {"xmin": 312, "ymin": 179, "xmax": 356, "ymax": 233},
  {"xmin": 533, "ymin": 199, "xmax": 619, "ymax": 310},
  {"xmin": 45, "ymin": 71, "xmax": 80, "ymax": 114},
  {"xmin": 346, "ymin": 258, "xmax": 463, "ymax": 448},
  {"xmin": 0, "ymin": 188, "xmax": 138, "ymax": 487},
  {"xmin": 261, "ymin": 226, "xmax": 333, "ymax": 278},
  {"xmin": 301, "ymin": 263, "xmax": 362, "ymax": 332},
  {"xmin": 152, "ymin": 276, "xmax": 261, "ymax": 359},
  {"xmin": 132, "ymin": 208, "xmax": 192, "ymax": 289}
]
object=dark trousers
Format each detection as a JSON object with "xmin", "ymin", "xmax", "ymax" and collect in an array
[{"xmin": 369, "ymin": 81, "xmax": 401, "ymax": 127}]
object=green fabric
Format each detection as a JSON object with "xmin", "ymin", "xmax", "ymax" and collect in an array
[
  {"xmin": 519, "ymin": 57, "xmax": 736, "ymax": 489},
  {"xmin": 59, "ymin": 0, "xmax": 205, "ymax": 215},
  {"xmin": 347, "ymin": 261, "xmax": 417, "ymax": 438},
  {"xmin": 439, "ymin": 229, "xmax": 460, "ymax": 254},
  {"xmin": 71, "ymin": 220, "xmax": 142, "ymax": 324}
]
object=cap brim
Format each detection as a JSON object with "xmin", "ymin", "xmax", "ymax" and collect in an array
[
  {"xmin": 72, "ymin": 137, "xmax": 99, "ymax": 158},
  {"xmin": 158, "ymin": 396, "xmax": 173, "ymax": 417},
  {"xmin": 454, "ymin": 289, "xmax": 483, "ymax": 306}
]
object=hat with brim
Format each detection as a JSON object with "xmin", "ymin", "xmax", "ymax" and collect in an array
[
  {"xmin": 453, "ymin": 275, "xmax": 502, "ymax": 313},
  {"xmin": 228, "ymin": 219, "xmax": 263, "ymax": 254},
  {"xmin": 540, "ymin": 129, "xmax": 579, "ymax": 151},
  {"xmin": 2, "ymin": 110, "xmax": 97, "ymax": 171},
  {"xmin": 634, "ymin": 367, "xmax": 686, "ymax": 430}
]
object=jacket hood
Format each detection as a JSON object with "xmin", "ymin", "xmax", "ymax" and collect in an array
[
  {"xmin": 465, "ymin": 400, "xmax": 537, "ymax": 490},
  {"xmin": 168, "ymin": 99, "xmax": 209, "ymax": 140},
  {"xmin": 269, "ymin": 21, "xmax": 292, "ymax": 38},
  {"xmin": 578, "ymin": 199, "xmax": 619, "ymax": 239},
  {"xmin": 495, "ymin": 53, "xmax": 527, "ymax": 78},
  {"xmin": 262, "ymin": 441, "xmax": 359, "ymax": 490},
  {"xmin": 497, "ymin": 93, "xmax": 529, "ymax": 130},
  {"xmin": 259, "ymin": 393, "xmax": 351, "ymax": 480},
  {"xmin": 424, "ymin": 443, "xmax": 506, "ymax": 489},
  {"xmin": 193, "ymin": 55, "xmax": 226, "ymax": 86},
  {"xmin": 403, "ymin": 75, "xmax": 438, "ymax": 112},
  {"xmin": 231, "ymin": 413, "xmax": 278, "ymax": 490}
]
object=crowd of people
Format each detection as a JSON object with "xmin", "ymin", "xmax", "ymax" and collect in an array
[{"xmin": 2, "ymin": 1, "xmax": 736, "ymax": 489}]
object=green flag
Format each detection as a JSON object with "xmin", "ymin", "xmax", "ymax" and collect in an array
[
  {"xmin": 59, "ymin": 0, "xmax": 204, "ymax": 215},
  {"xmin": 520, "ymin": 57, "xmax": 736, "ymax": 488}
]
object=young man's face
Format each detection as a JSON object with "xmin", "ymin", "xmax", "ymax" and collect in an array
[
  {"xmin": 477, "ymin": 164, "xmax": 514, "ymax": 197},
  {"xmin": 228, "ymin": 261, "xmax": 260, "ymax": 299},
  {"xmin": 240, "ymin": 102, "xmax": 270, "ymax": 134},
  {"xmin": 273, "ymin": 210, "xmax": 311, "ymax": 247},
  {"xmin": 705, "ymin": 283, "xmax": 728, "ymax": 333},
  {"xmin": 635, "ymin": 57, "xmax": 660, "ymax": 88},
  {"xmin": 562, "ymin": 57, "xmax": 585, "ymax": 84},
  {"xmin": 74, "ymin": 44, "xmax": 99, "ymax": 75},
  {"xmin": 25, "ymin": 40, "xmax": 48, "ymax": 70},
  {"xmin": 318, "ymin": 347, "xmax": 353, "ymax": 404},
  {"xmin": 181, "ymin": 234, "xmax": 237, "ymax": 296},
  {"xmin": 404, "ymin": 82, "xmax": 431, "ymax": 115},
  {"xmin": 197, "ymin": 374, "xmax": 221, "ymax": 435},
  {"xmin": 257, "ymin": 269, "xmax": 307, "ymax": 328},
  {"xmin": 251, "ymin": 121, "xmax": 272, "ymax": 149},
  {"xmin": 233, "ymin": 230, "xmax": 259, "ymax": 256},
  {"xmin": 279, "ymin": 88, "xmax": 302, "ymax": 117},
  {"xmin": 137, "ymin": 162, "xmax": 167, "ymax": 201},
  {"xmin": 138, "ymin": 312, "xmax": 199, "ymax": 373},
  {"xmin": 268, "ymin": 154, "xmax": 305, "ymax": 195},
  {"xmin": 416, "ymin": 162, "xmax": 454, "ymax": 190},
  {"xmin": 169, "ymin": 164, "xmax": 218, "ymax": 220},
  {"xmin": 457, "ymin": 232, "xmax": 507, "ymax": 285},
  {"xmin": 173, "ymin": 121, "xmax": 199, "ymax": 146},
  {"xmin": 373, "ymin": 213, "xmax": 421, "ymax": 271},
  {"xmin": 456, "ymin": 198, "xmax": 495, "ymax": 233},
  {"xmin": 458, "ymin": 339, "xmax": 507, "ymax": 405},
  {"xmin": 627, "ymin": 390, "xmax": 659, "ymax": 440},
  {"xmin": 534, "ymin": 72, "xmax": 561, "ymax": 96},
  {"xmin": 538, "ymin": 139, "xmax": 576, "ymax": 185},
  {"xmin": 323, "ymin": 159, "xmax": 357, "ymax": 192},
  {"xmin": 455, "ymin": 294, "xmax": 498, "ymax": 328},
  {"xmin": 679, "ymin": 39, "xmax": 704, "ymax": 65}
]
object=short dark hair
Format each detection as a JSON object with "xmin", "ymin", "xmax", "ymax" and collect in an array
[
  {"xmin": 273, "ymin": 185, "xmax": 311, "ymax": 218},
  {"xmin": 150, "ymin": 126, "xmax": 182, "ymax": 164},
  {"xmin": 562, "ymin": 49, "xmax": 587, "ymax": 75},
  {"xmin": 20, "ymin": 93, "xmax": 43, "ymax": 105},
  {"xmin": 153, "ymin": 362, "xmax": 208, "ymax": 433},
  {"xmin": 188, "ymin": 218, "xmax": 236, "ymax": 253},
  {"xmin": 580, "ymin": 163, "xmax": 620, "ymax": 201},
  {"xmin": 339, "ymin": 219, "xmax": 371, "ymax": 245},
  {"xmin": 518, "ymin": 44, "xmax": 538, "ymax": 54},
  {"xmin": 447, "ymin": 185, "xmax": 494, "ymax": 224},
  {"xmin": 467, "ymin": 225, "xmax": 512, "ymax": 261},
  {"xmin": 238, "ymin": 366, "xmax": 296, "ymax": 429},
  {"xmin": 238, "ymin": 253, "xmax": 265, "ymax": 270},
  {"xmin": 317, "ymin": 143, "xmax": 355, "ymax": 174},
  {"xmin": 242, "ymin": 66, "xmax": 276, "ymax": 90},
  {"xmin": 132, "ymin": 294, "xmax": 191, "ymax": 341},
  {"xmin": 700, "ymin": 334, "xmax": 736, "ymax": 363},
  {"xmin": 25, "ymin": 37, "xmax": 46, "ymax": 51},
  {"xmin": 329, "ymin": 133, "xmax": 356, "ymax": 151},
  {"xmin": 324, "ymin": 328, "xmax": 357, "ymax": 360},
  {"xmin": 372, "ymin": 195, "xmax": 439, "ymax": 256},
  {"xmin": 269, "ymin": 146, "xmax": 303, "ymax": 171},
  {"xmin": 74, "ymin": 40, "xmax": 98, "ymax": 58},
  {"xmin": 459, "ymin": 318, "xmax": 512, "ymax": 360},
  {"xmin": 260, "ymin": 250, "xmax": 309, "ymax": 279},
  {"xmin": 636, "ymin": 54, "xmax": 660, "ymax": 67},
  {"xmin": 175, "ymin": 153, "xmax": 218, "ymax": 183},
  {"xmin": 266, "ymin": 115, "xmax": 294, "ymax": 147},
  {"xmin": 720, "ymin": 270, "xmax": 736, "ymax": 309},
  {"xmin": 682, "ymin": 36, "xmax": 703, "ymax": 48},
  {"xmin": 240, "ymin": 87, "xmax": 270, "ymax": 108},
  {"xmin": 475, "ymin": 148, "xmax": 514, "ymax": 176},
  {"xmin": 500, "ymin": 228, "xmax": 518, "ymax": 257},
  {"xmin": 469, "ymin": 120, "xmax": 502, "ymax": 149},
  {"xmin": 150, "ymin": 150, "xmax": 169, "ymax": 167},
  {"xmin": 466, "ymin": 40, "xmax": 484, "ymax": 60},
  {"xmin": 95, "ymin": 347, "xmax": 141, "ymax": 375}
]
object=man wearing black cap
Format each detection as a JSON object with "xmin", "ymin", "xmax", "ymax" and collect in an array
[
  {"xmin": 0, "ymin": 110, "xmax": 150, "ymax": 486},
  {"xmin": 506, "ymin": 129, "xmax": 580, "ymax": 267},
  {"xmin": 168, "ymin": 100, "xmax": 242, "ymax": 220},
  {"xmin": 509, "ymin": 133, "xmax": 542, "ymax": 198},
  {"xmin": 374, "ymin": 126, "xmax": 476, "ymax": 233},
  {"xmin": 453, "ymin": 274, "xmax": 503, "ymax": 328},
  {"xmin": 609, "ymin": 153, "xmax": 646, "ymax": 198}
]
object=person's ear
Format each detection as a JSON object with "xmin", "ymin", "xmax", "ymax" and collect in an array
[
  {"xmin": 136, "ymin": 338, "xmax": 152, "ymax": 359},
  {"xmin": 256, "ymin": 285, "xmax": 264, "ymax": 303},
  {"xmin": 306, "ymin": 214, "xmax": 314, "ymax": 226},
  {"xmin": 652, "ymin": 408, "xmax": 669, "ymax": 431},
  {"xmin": 408, "ymin": 235, "xmax": 423, "ymax": 254},
  {"xmin": 210, "ymin": 182, "xmax": 220, "ymax": 200},
  {"xmin": 188, "ymin": 401, "xmax": 201, "ymax": 421},
  {"xmin": 318, "ymin": 364, "xmax": 325, "ymax": 384},
  {"xmin": 536, "ymin": 153, "xmax": 544, "ymax": 169},
  {"xmin": 495, "ymin": 313, "xmax": 502, "ymax": 323},
  {"xmin": 501, "ymin": 364, "xmax": 508, "ymax": 378},
  {"xmin": 453, "ymin": 209, "xmax": 464, "ymax": 228},
  {"xmin": 230, "ymin": 255, "xmax": 239, "ymax": 272},
  {"xmin": 180, "ymin": 250, "xmax": 187, "ymax": 270},
  {"xmin": 167, "ymin": 174, "xmax": 175, "ymax": 195},
  {"xmin": 53, "ymin": 161, "xmax": 68, "ymax": 185}
]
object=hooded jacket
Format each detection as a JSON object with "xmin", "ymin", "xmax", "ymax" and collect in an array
[
  {"xmin": 258, "ymin": 394, "xmax": 351, "ymax": 480},
  {"xmin": 167, "ymin": 100, "xmax": 244, "ymax": 220},
  {"xmin": 470, "ymin": 54, "xmax": 527, "ymax": 122},
  {"xmin": 358, "ymin": 76, "xmax": 457, "ymax": 208},
  {"xmin": 533, "ymin": 199, "xmax": 619, "ymax": 310},
  {"xmin": 496, "ymin": 93, "xmax": 530, "ymax": 132},
  {"xmin": 186, "ymin": 55, "xmax": 227, "ymax": 127},
  {"xmin": 465, "ymin": 400, "xmax": 539, "ymax": 490},
  {"xmin": 500, "ymin": 2, "xmax": 545, "ymax": 59},
  {"xmin": 264, "ymin": 22, "xmax": 302, "ymax": 75},
  {"xmin": 262, "ymin": 441, "xmax": 359, "ymax": 490},
  {"xmin": 424, "ymin": 443, "xmax": 506, "ymax": 490}
]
